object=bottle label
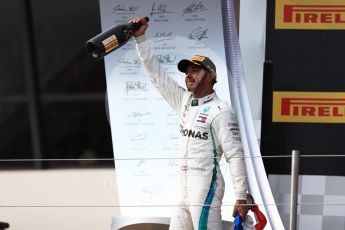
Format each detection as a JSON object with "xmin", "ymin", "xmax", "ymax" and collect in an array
[{"xmin": 102, "ymin": 35, "xmax": 119, "ymax": 53}]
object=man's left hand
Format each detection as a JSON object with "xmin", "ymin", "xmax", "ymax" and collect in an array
[{"xmin": 232, "ymin": 199, "xmax": 249, "ymax": 221}]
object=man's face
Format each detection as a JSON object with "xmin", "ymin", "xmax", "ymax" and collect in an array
[{"xmin": 184, "ymin": 64, "xmax": 209, "ymax": 93}]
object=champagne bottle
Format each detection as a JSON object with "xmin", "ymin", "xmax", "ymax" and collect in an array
[{"xmin": 85, "ymin": 17, "xmax": 149, "ymax": 60}]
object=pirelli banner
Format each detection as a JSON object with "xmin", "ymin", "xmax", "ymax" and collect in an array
[
  {"xmin": 261, "ymin": 0, "xmax": 345, "ymax": 176},
  {"xmin": 275, "ymin": 0, "xmax": 345, "ymax": 30},
  {"xmin": 273, "ymin": 92, "xmax": 345, "ymax": 123}
]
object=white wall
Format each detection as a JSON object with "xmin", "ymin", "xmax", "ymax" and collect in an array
[{"xmin": 0, "ymin": 169, "xmax": 120, "ymax": 230}]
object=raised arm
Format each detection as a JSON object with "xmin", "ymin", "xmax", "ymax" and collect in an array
[{"xmin": 130, "ymin": 18, "xmax": 185, "ymax": 114}]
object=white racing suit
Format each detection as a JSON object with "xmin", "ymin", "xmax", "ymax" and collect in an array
[{"xmin": 136, "ymin": 36, "xmax": 248, "ymax": 230}]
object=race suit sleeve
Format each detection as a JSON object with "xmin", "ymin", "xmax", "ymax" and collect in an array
[
  {"xmin": 212, "ymin": 107, "xmax": 248, "ymax": 200},
  {"xmin": 135, "ymin": 35, "xmax": 185, "ymax": 114}
]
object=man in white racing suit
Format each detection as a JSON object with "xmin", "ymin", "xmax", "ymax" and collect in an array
[{"xmin": 130, "ymin": 18, "xmax": 248, "ymax": 230}]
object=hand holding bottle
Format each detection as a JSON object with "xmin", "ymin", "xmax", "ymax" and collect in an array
[{"xmin": 128, "ymin": 17, "xmax": 149, "ymax": 38}]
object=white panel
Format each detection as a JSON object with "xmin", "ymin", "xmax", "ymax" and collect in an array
[
  {"xmin": 239, "ymin": 0, "xmax": 267, "ymax": 138},
  {"xmin": 100, "ymin": 0, "xmax": 235, "ymax": 220}
]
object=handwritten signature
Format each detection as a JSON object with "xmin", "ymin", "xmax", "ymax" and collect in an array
[
  {"xmin": 187, "ymin": 27, "xmax": 208, "ymax": 40},
  {"xmin": 141, "ymin": 185, "xmax": 162, "ymax": 198},
  {"xmin": 168, "ymin": 159, "xmax": 178, "ymax": 167},
  {"xmin": 155, "ymin": 31, "xmax": 174, "ymax": 38},
  {"xmin": 116, "ymin": 58, "xmax": 141, "ymax": 66},
  {"xmin": 154, "ymin": 31, "xmax": 175, "ymax": 43},
  {"xmin": 136, "ymin": 159, "xmax": 146, "ymax": 167},
  {"xmin": 126, "ymin": 81, "xmax": 148, "ymax": 94},
  {"xmin": 182, "ymin": 2, "xmax": 207, "ymax": 17},
  {"xmin": 112, "ymin": 5, "xmax": 139, "ymax": 14},
  {"xmin": 127, "ymin": 111, "xmax": 151, "ymax": 118},
  {"xmin": 156, "ymin": 54, "xmax": 176, "ymax": 64},
  {"xmin": 150, "ymin": 3, "xmax": 174, "ymax": 16},
  {"xmin": 131, "ymin": 134, "xmax": 147, "ymax": 142}
]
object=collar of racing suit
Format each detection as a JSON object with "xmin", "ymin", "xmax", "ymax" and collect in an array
[{"xmin": 191, "ymin": 91, "xmax": 216, "ymax": 106}]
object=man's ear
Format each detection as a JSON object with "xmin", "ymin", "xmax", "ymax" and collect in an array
[{"xmin": 207, "ymin": 72, "xmax": 214, "ymax": 83}]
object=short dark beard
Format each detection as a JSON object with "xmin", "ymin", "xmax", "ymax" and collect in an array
[{"xmin": 188, "ymin": 71, "xmax": 209, "ymax": 97}]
